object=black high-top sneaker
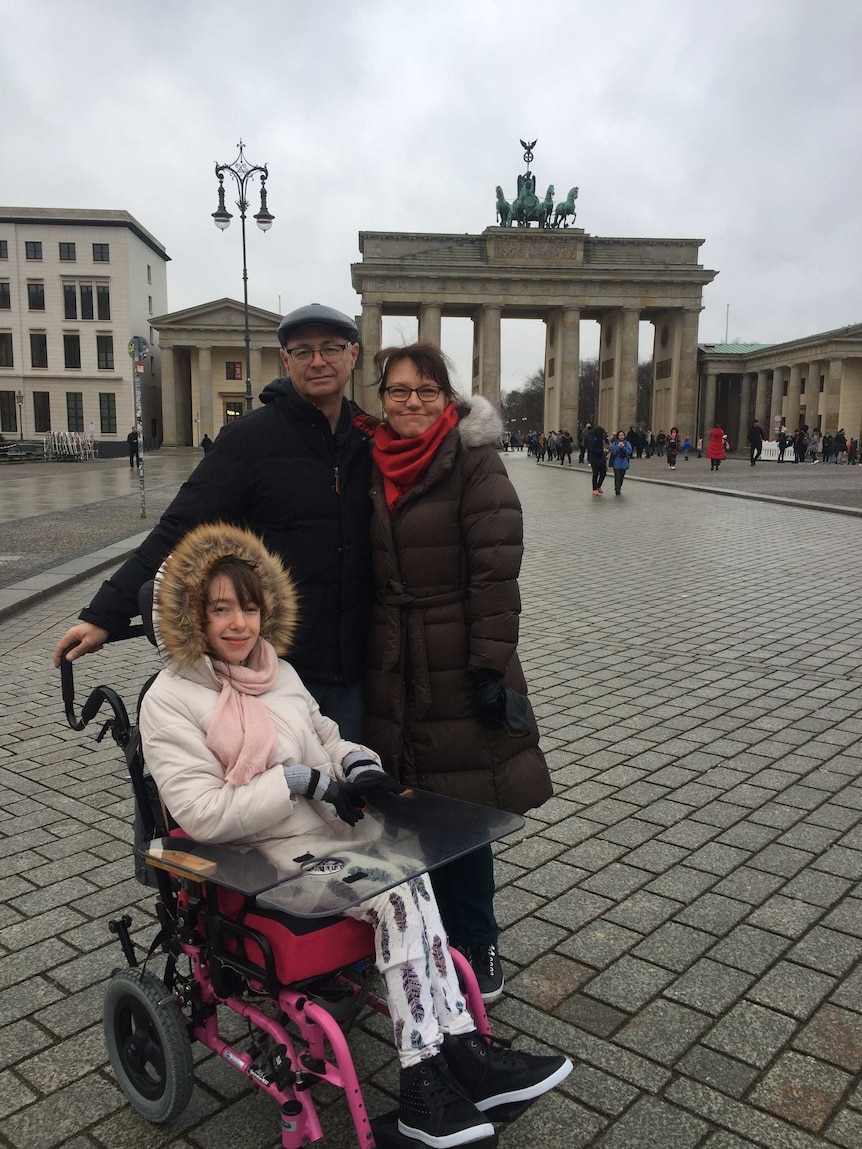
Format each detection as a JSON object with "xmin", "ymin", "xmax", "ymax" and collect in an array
[
  {"xmin": 398, "ymin": 1053, "xmax": 495, "ymax": 1147},
  {"xmin": 465, "ymin": 944, "xmax": 504, "ymax": 1003},
  {"xmin": 441, "ymin": 1031, "xmax": 573, "ymax": 1112}
]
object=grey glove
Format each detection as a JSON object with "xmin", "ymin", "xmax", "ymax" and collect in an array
[{"xmin": 283, "ymin": 765, "xmax": 365, "ymax": 826}]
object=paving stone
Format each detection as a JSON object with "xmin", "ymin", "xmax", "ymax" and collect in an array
[
  {"xmin": 557, "ymin": 919, "xmax": 642, "ymax": 970},
  {"xmin": 632, "ymin": 921, "xmax": 715, "ymax": 973},
  {"xmin": 556, "ymin": 993, "xmax": 628, "ymax": 1037},
  {"xmin": 675, "ymin": 893, "xmax": 750, "ymax": 935},
  {"xmin": 3, "ymin": 1074, "xmax": 124, "ymax": 1148},
  {"xmin": 708, "ymin": 924, "xmax": 791, "ymax": 974},
  {"xmin": 584, "ymin": 956, "xmax": 675, "ymax": 1012},
  {"xmin": 580, "ymin": 862, "xmax": 653, "ymax": 900},
  {"xmin": 679, "ymin": 1044, "xmax": 760, "ymax": 1098},
  {"xmin": 704, "ymin": 999, "xmax": 798, "ymax": 1067},
  {"xmin": 591, "ymin": 1095, "xmax": 709, "ymax": 1148},
  {"xmin": 747, "ymin": 961, "xmax": 836, "ymax": 1020},
  {"xmin": 645, "ymin": 864, "xmax": 717, "ymax": 902},
  {"xmin": 814, "ymin": 844, "xmax": 862, "ymax": 880},
  {"xmin": 781, "ymin": 869, "xmax": 854, "ymax": 908},
  {"xmin": 825, "ymin": 1108, "xmax": 862, "ymax": 1149},
  {"xmin": 793, "ymin": 1003, "xmax": 862, "ymax": 1071},
  {"xmin": 536, "ymin": 888, "xmax": 613, "ymax": 931},
  {"xmin": 498, "ymin": 916, "xmax": 568, "ymax": 964},
  {"xmin": 788, "ymin": 925, "xmax": 862, "ymax": 978},
  {"xmin": 749, "ymin": 1050, "xmax": 852, "ymax": 1132},
  {"xmin": 564, "ymin": 1062, "xmax": 641, "ymax": 1117},
  {"xmin": 506, "ymin": 953, "xmax": 592, "ymax": 1010},
  {"xmin": 666, "ymin": 958, "xmax": 755, "ymax": 1016},
  {"xmin": 602, "ymin": 890, "xmax": 680, "ymax": 934},
  {"xmin": 615, "ymin": 998, "xmax": 711, "ymax": 1065},
  {"xmin": 747, "ymin": 895, "xmax": 825, "ymax": 939}
]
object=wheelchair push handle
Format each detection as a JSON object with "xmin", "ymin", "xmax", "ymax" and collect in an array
[{"xmin": 59, "ymin": 637, "xmax": 133, "ymax": 746}]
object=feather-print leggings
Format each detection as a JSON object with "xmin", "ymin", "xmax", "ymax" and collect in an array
[{"xmin": 347, "ymin": 873, "xmax": 475, "ymax": 1067}]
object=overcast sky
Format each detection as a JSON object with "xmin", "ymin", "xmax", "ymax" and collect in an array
[{"xmin": 2, "ymin": 0, "xmax": 860, "ymax": 392}]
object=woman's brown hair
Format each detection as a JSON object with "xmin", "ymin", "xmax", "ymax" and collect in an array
[{"xmin": 373, "ymin": 342, "xmax": 461, "ymax": 403}]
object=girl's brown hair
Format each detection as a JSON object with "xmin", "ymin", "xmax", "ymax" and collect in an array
[{"xmin": 373, "ymin": 342, "xmax": 461, "ymax": 403}]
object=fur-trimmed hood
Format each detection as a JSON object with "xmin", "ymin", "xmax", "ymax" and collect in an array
[
  {"xmin": 153, "ymin": 522, "xmax": 299, "ymax": 667},
  {"xmin": 456, "ymin": 394, "xmax": 503, "ymax": 448}
]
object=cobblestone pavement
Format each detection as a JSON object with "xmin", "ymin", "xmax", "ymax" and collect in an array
[{"xmin": 3, "ymin": 455, "xmax": 862, "ymax": 1147}]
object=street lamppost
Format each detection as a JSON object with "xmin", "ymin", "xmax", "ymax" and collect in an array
[
  {"xmin": 15, "ymin": 389, "xmax": 23, "ymax": 440},
  {"xmin": 212, "ymin": 140, "xmax": 274, "ymax": 413}
]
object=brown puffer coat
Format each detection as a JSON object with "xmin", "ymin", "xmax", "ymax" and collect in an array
[{"xmin": 363, "ymin": 396, "xmax": 552, "ymax": 815}]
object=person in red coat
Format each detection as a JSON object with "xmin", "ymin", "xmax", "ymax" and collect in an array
[{"xmin": 707, "ymin": 425, "xmax": 728, "ymax": 471}]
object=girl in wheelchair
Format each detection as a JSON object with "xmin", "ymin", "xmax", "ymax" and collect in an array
[{"xmin": 139, "ymin": 522, "xmax": 571, "ymax": 1149}]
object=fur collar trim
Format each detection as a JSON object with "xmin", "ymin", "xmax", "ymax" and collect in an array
[
  {"xmin": 457, "ymin": 394, "xmax": 503, "ymax": 448},
  {"xmin": 153, "ymin": 522, "xmax": 299, "ymax": 667}
]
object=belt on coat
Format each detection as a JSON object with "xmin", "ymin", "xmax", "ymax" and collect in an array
[{"xmin": 381, "ymin": 581, "xmax": 468, "ymax": 717}]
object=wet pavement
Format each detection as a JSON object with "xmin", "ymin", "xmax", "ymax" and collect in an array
[{"xmin": 2, "ymin": 450, "xmax": 862, "ymax": 1146}]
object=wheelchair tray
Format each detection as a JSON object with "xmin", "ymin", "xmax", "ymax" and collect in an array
[{"xmin": 145, "ymin": 788, "xmax": 524, "ymax": 917}]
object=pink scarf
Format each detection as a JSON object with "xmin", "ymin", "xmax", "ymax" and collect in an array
[{"xmin": 205, "ymin": 639, "xmax": 280, "ymax": 786}]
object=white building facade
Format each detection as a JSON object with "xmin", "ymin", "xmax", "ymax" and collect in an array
[{"xmin": 0, "ymin": 207, "xmax": 169, "ymax": 449}]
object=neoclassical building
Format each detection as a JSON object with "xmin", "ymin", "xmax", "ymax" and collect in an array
[{"xmin": 698, "ymin": 322, "xmax": 862, "ymax": 448}]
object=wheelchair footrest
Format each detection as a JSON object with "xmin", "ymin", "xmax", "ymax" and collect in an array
[{"xmin": 371, "ymin": 1110, "xmax": 499, "ymax": 1147}]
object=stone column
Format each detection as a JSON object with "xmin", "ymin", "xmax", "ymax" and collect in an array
[
  {"xmin": 807, "ymin": 361, "xmax": 822, "ymax": 428},
  {"xmin": 361, "ymin": 302, "xmax": 382, "ymax": 390},
  {"xmin": 559, "ymin": 307, "xmax": 580, "ymax": 435},
  {"xmin": 198, "ymin": 347, "xmax": 212, "ymax": 439},
  {"xmin": 249, "ymin": 348, "xmax": 262, "ymax": 410},
  {"xmin": 473, "ymin": 305, "xmax": 501, "ymax": 404},
  {"xmin": 786, "ymin": 364, "xmax": 802, "ymax": 430},
  {"xmin": 822, "ymin": 359, "xmax": 843, "ymax": 433},
  {"xmin": 418, "ymin": 304, "xmax": 442, "ymax": 346},
  {"xmin": 754, "ymin": 369, "xmax": 769, "ymax": 426},
  {"xmin": 770, "ymin": 367, "xmax": 785, "ymax": 433},
  {"xmin": 703, "ymin": 373, "xmax": 717, "ymax": 436},
  {"xmin": 160, "ymin": 346, "xmax": 179, "ymax": 446},
  {"xmin": 675, "ymin": 309, "xmax": 700, "ymax": 438},
  {"xmin": 737, "ymin": 372, "xmax": 753, "ymax": 451},
  {"xmin": 617, "ymin": 307, "xmax": 640, "ymax": 432},
  {"xmin": 543, "ymin": 311, "xmax": 561, "ymax": 430}
]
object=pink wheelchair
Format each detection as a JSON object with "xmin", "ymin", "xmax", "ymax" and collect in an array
[{"xmin": 61, "ymin": 652, "xmax": 532, "ymax": 1148}]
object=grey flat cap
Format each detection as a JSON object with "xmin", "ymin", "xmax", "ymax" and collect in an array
[{"xmin": 277, "ymin": 303, "xmax": 359, "ymax": 347}]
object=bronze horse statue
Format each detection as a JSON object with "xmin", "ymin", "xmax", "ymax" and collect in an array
[
  {"xmin": 551, "ymin": 187, "xmax": 579, "ymax": 228},
  {"xmin": 511, "ymin": 182, "xmax": 554, "ymax": 228},
  {"xmin": 495, "ymin": 185, "xmax": 511, "ymax": 227}
]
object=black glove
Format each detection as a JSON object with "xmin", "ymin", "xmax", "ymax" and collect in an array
[
  {"xmin": 345, "ymin": 768, "xmax": 406, "ymax": 802},
  {"xmin": 283, "ymin": 765, "xmax": 367, "ymax": 826},
  {"xmin": 473, "ymin": 670, "xmax": 507, "ymax": 725}
]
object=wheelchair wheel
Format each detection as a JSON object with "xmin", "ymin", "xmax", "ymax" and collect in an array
[{"xmin": 103, "ymin": 968, "xmax": 194, "ymax": 1123}]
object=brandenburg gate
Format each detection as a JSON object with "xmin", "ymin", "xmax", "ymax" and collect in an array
[{"xmin": 351, "ymin": 228, "xmax": 716, "ymax": 434}]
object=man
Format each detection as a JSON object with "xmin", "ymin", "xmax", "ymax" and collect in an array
[
  {"xmin": 747, "ymin": 419, "xmax": 765, "ymax": 466},
  {"xmin": 54, "ymin": 303, "xmax": 372, "ymax": 739},
  {"xmin": 127, "ymin": 427, "xmax": 140, "ymax": 469},
  {"xmin": 578, "ymin": 422, "xmax": 591, "ymax": 464}
]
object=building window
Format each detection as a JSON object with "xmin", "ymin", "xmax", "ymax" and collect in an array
[
  {"xmin": 92, "ymin": 243, "xmax": 110, "ymax": 262},
  {"xmin": 80, "ymin": 284, "xmax": 94, "ymax": 320},
  {"xmin": 99, "ymin": 392, "xmax": 117, "ymax": 433},
  {"xmin": 33, "ymin": 391, "xmax": 51, "ymax": 432},
  {"xmin": 782, "ymin": 381, "xmax": 788, "ymax": 397},
  {"xmin": 0, "ymin": 240, "xmax": 8, "ymax": 259},
  {"xmin": 30, "ymin": 333, "xmax": 48, "ymax": 368},
  {"xmin": 225, "ymin": 361, "xmax": 243, "ymax": 380},
  {"xmin": 66, "ymin": 391, "xmax": 84, "ymax": 431},
  {"xmin": 147, "ymin": 264, "xmax": 152, "ymax": 284},
  {"xmin": 25, "ymin": 241, "xmax": 42, "ymax": 261},
  {"xmin": 820, "ymin": 376, "xmax": 825, "ymax": 393},
  {"xmin": 96, "ymin": 334, "xmax": 114, "ymax": 370},
  {"xmin": 96, "ymin": 284, "xmax": 111, "ymax": 320},
  {"xmin": 0, "ymin": 390, "xmax": 17, "ymax": 431},
  {"xmin": 800, "ymin": 378, "xmax": 806, "ymax": 394},
  {"xmin": 63, "ymin": 284, "xmax": 77, "ymax": 319},
  {"xmin": 148, "ymin": 295, "xmax": 153, "ymax": 315},
  {"xmin": 59, "ymin": 242, "xmax": 76, "ymax": 261},
  {"xmin": 0, "ymin": 282, "xmax": 9, "ymax": 310},
  {"xmin": 64, "ymin": 333, "xmax": 81, "ymax": 369},
  {"xmin": 27, "ymin": 282, "xmax": 45, "ymax": 311},
  {"xmin": 0, "ymin": 333, "xmax": 13, "ymax": 368}
]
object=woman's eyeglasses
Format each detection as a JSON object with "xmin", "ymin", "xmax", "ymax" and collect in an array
[{"xmin": 383, "ymin": 385, "xmax": 443, "ymax": 403}]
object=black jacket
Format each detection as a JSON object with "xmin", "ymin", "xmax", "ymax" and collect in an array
[{"xmin": 81, "ymin": 378, "xmax": 374, "ymax": 686}]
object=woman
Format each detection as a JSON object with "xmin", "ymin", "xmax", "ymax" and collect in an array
[
  {"xmin": 609, "ymin": 430, "xmax": 633, "ymax": 495},
  {"xmin": 365, "ymin": 343, "xmax": 552, "ymax": 1003},
  {"xmin": 587, "ymin": 425, "xmax": 608, "ymax": 494},
  {"xmin": 707, "ymin": 424, "xmax": 727, "ymax": 471},
  {"xmin": 666, "ymin": 426, "xmax": 681, "ymax": 469},
  {"xmin": 139, "ymin": 522, "xmax": 570, "ymax": 1149}
]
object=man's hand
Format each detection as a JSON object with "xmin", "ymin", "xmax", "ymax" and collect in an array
[
  {"xmin": 53, "ymin": 623, "xmax": 110, "ymax": 668},
  {"xmin": 344, "ymin": 769, "xmax": 405, "ymax": 802}
]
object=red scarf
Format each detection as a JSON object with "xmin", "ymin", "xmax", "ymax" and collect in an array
[{"xmin": 372, "ymin": 403, "xmax": 459, "ymax": 512}]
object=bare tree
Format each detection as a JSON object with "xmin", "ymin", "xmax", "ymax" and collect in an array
[{"xmin": 637, "ymin": 360, "xmax": 653, "ymax": 426}]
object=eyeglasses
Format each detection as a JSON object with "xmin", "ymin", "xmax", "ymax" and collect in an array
[
  {"xmin": 383, "ymin": 385, "xmax": 443, "ymax": 403},
  {"xmin": 283, "ymin": 342, "xmax": 353, "ymax": 365}
]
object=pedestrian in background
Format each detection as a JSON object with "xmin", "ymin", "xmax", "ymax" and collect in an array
[
  {"xmin": 558, "ymin": 429, "xmax": 573, "ymax": 466},
  {"xmin": 748, "ymin": 420, "xmax": 765, "ymax": 466},
  {"xmin": 200, "ymin": 434, "xmax": 213, "ymax": 454},
  {"xmin": 808, "ymin": 427, "xmax": 821, "ymax": 462},
  {"xmin": 578, "ymin": 423, "xmax": 592, "ymax": 464},
  {"xmin": 656, "ymin": 430, "xmax": 667, "ymax": 458},
  {"xmin": 609, "ymin": 430, "xmax": 632, "ymax": 495},
  {"xmin": 707, "ymin": 424, "xmax": 727, "ymax": 471},
  {"xmin": 588, "ymin": 426, "xmax": 609, "ymax": 494},
  {"xmin": 666, "ymin": 427, "xmax": 680, "ymax": 469}
]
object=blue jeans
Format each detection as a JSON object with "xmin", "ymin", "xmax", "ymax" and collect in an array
[
  {"xmin": 303, "ymin": 680, "xmax": 365, "ymax": 743},
  {"xmin": 429, "ymin": 843, "xmax": 498, "ymax": 947}
]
